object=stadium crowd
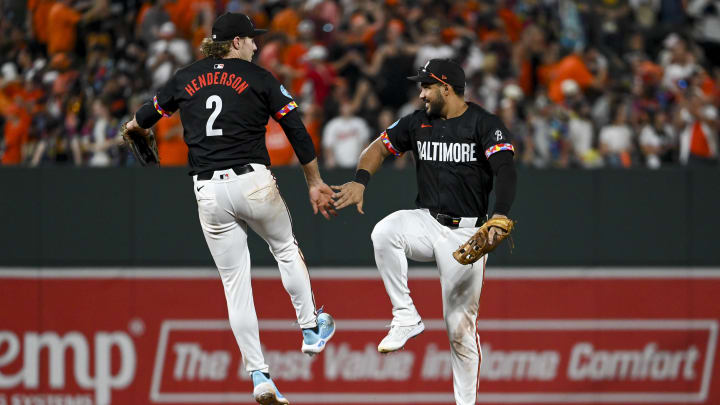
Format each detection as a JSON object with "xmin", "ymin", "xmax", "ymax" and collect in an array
[{"xmin": 1, "ymin": 0, "xmax": 719, "ymax": 168}]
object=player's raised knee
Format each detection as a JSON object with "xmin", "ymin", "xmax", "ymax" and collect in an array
[{"xmin": 371, "ymin": 218, "xmax": 400, "ymax": 247}]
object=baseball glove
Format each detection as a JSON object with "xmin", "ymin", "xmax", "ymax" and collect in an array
[
  {"xmin": 453, "ymin": 217, "xmax": 516, "ymax": 265},
  {"xmin": 120, "ymin": 123, "xmax": 159, "ymax": 167}
]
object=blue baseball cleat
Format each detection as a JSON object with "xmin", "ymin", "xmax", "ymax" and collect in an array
[
  {"xmin": 301, "ymin": 312, "xmax": 335, "ymax": 355},
  {"xmin": 251, "ymin": 371, "xmax": 289, "ymax": 405}
]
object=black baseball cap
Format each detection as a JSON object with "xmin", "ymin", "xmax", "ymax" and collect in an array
[
  {"xmin": 408, "ymin": 59, "xmax": 465, "ymax": 89},
  {"xmin": 212, "ymin": 12, "xmax": 267, "ymax": 41}
]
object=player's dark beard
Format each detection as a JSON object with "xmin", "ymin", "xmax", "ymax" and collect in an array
[{"xmin": 425, "ymin": 97, "xmax": 445, "ymax": 118}]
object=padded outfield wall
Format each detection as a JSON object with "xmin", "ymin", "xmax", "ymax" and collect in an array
[{"xmin": 0, "ymin": 167, "xmax": 718, "ymax": 267}]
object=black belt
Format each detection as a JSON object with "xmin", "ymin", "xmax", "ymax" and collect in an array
[
  {"xmin": 197, "ymin": 164, "xmax": 255, "ymax": 180},
  {"xmin": 430, "ymin": 210, "xmax": 485, "ymax": 228}
]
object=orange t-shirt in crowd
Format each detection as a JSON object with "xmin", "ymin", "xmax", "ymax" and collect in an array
[
  {"xmin": 540, "ymin": 54, "xmax": 595, "ymax": 103},
  {"xmin": 0, "ymin": 82, "xmax": 24, "ymax": 115},
  {"xmin": 282, "ymin": 42, "xmax": 309, "ymax": 95},
  {"xmin": 265, "ymin": 119, "xmax": 295, "ymax": 166},
  {"xmin": 154, "ymin": 114, "xmax": 188, "ymax": 166},
  {"xmin": 271, "ymin": 8, "xmax": 301, "ymax": 39},
  {"xmin": 2, "ymin": 106, "xmax": 31, "ymax": 165},
  {"xmin": 498, "ymin": 8, "xmax": 523, "ymax": 42},
  {"xmin": 28, "ymin": 0, "xmax": 55, "ymax": 45},
  {"xmin": 46, "ymin": 2, "xmax": 82, "ymax": 55},
  {"xmin": 135, "ymin": 3, "xmax": 151, "ymax": 27},
  {"xmin": 304, "ymin": 118, "xmax": 321, "ymax": 155},
  {"xmin": 265, "ymin": 119, "xmax": 320, "ymax": 166},
  {"xmin": 164, "ymin": 0, "xmax": 213, "ymax": 39},
  {"xmin": 690, "ymin": 121, "xmax": 712, "ymax": 157}
]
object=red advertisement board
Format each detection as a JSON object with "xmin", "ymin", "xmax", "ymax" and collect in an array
[{"xmin": 0, "ymin": 268, "xmax": 718, "ymax": 405}]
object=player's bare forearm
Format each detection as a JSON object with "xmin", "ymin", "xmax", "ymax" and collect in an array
[
  {"xmin": 301, "ymin": 158, "xmax": 336, "ymax": 220},
  {"xmin": 301, "ymin": 158, "xmax": 324, "ymax": 186},
  {"xmin": 331, "ymin": 137, "xmax": 391, "ymax": 213},
  {"xmin": 357, "ymin": 137, "xmax": 391, "ymax": 175}
]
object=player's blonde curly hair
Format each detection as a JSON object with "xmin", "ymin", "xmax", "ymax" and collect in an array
[{"xmin": 200, "ymin": 38, "xmax": 232, "ymax": 59}]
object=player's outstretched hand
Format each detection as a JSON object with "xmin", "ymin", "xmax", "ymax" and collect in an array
[
  {"xmin": 309, "ymin": 182, "xmax": 337, "ymax": 220},
  {"xmin": 331, "ymin": 182, "xmax": 365, "ymax": 214}
]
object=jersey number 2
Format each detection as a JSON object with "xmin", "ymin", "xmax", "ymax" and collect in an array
[{"xmin": 206, "ymin": 95, "xmax": 223, "ymax": 136}]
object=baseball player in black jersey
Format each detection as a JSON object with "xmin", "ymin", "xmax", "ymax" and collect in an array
[
  {"xmin": 332, "ymin": 59, "xmax": 517, "ymax": 404},
  {"xmin": 124, "ymin": 13, "xmax": 336, "ymax": 405}
]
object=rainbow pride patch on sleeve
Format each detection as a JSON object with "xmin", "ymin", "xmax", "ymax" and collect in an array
[
  {"xmin": 484, "ymin": 143, "xmax": 515, "ymax": 159},
  {"xmin": 153, "ymin": 96, "xmax": 172, "ymax": 117},
  {"xmin": 380, "ymin": 131, "xmax": 400, "ymax": 156},
  {"xmin": 274, "ymin": 101, "xmax": 298, "ymax": 120}
]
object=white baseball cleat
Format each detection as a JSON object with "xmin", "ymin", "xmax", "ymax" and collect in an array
[
  {"xmin": 251, "ymin": 371, "xmax": 289, "ymax": 405},
  {"xmin": 377, "ymin": 321, "xmax": 425, "ymax": 353}
]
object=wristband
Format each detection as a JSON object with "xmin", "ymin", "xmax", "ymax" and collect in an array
[{"xmin": 354, "ymin": 169, "xmax": 370, "ymax": 187}]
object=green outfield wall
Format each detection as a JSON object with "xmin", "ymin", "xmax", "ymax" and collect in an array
[{"xmin": 0, "ymin": 167, "xmax": 717, "ymax": 266}]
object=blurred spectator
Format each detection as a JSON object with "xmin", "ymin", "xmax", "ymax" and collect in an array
[
  {"xmin": 0, "ymin": 62, "xmax": 23, "ymax": 114},
  {"xmin": 687, "ymin": 0, "xmax": 720, "ymax": 68},
  {"xmin": 83, "ymin": 98, "xmax": 122, "ymax": 166},
  {"xmin": 567, "ymin": 97, "xmax": 603, "ymax": 168},
  {"xmin": 154, "ymin": 112, "xmax": 188, "ymax": 166},
  {"xmin": 322, "ymin": 100, "xmax": 370, "ymax": 168},
  {"xmin": 137, "ymin": 0, "xmax": 172, "ymax": 45},
  {"xmin": 470, "ymin": 54, "xmax": 503, "ymax": 114},
  {"xmin": 258, "ymin": 33, "xmax": 291, "ymax": 79},
  {"xmin": 639, "ymin": 110, "xmax": 677, "ymax": 168},
  {"xmin": 164, "ymin": 0, "xmax": 214, "ymax": 40},
  {"xmin": 46, "ymin": 0, "xmax": 84, "ymax": 56},
  {"xmin": 678, "ymin": 92, "xmax": 718, "ymax": 165},
  {"xmin": 1, "ymin": 104, "xmax": 31, "ymax": 165},
  {"xmin": 599, "ymin": 103, "xmax": 635, "ymax": 167},
  {"xmin": 146, "ymin": 22, "xmax": 192, "ymax": 89},
  {"xmin": 661, "ymin": 35, "xmax": 697, "ymax": 90},
  {"xmin": 498, "ymin": 97, "xmax": 529, "ymax": 163},
  {"xmin": 414, "ymin": 26, "xmax": 454, "ymax": 68},
  {"xmin": 362, "ymin": 19, "xmax": 417, "ymax": 110},
  {"xmin": 282, "ymin": 20, "xmax": 318, "ymax": 96},
  {"xmin": 0, "ymin": 0, "xmax": 718, "ymax": 169},
  {"xmin": 376, "ymin": 107, "xmax": 409, "ymax": 168},
  {"xmin": 540, "ymin": 51, "xmax": 597, "ymax": 104},
  {"xmin": 301, "ymin": 45, "xmax": 336, "ymax": 107},
  {"xmin": 265, "ymin": 119, "xmax": 297, "ymax": 166},
  {"xmin": 27, "ymin": 0, "xmax": 54, "ymax": 52},
  {"xmin": 271, "ymin": 2, "xmax": 302, "ymax": 40},
  {"xmin": 301, "ymin": 103, "xmax": 323, "ymax": 155},
  {"xmin": 526, "ymin": 97, "xmax": 553, "ymax": 168}
]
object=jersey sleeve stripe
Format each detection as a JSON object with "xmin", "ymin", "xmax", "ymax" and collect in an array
[
  {"xmin": 484, "ymin": 143, "xmax": 515, "ymax": 159},
  {"xmin": 153, "ymin": 95, "xmax": 172, "ymax": 117},
  {"xmin": 274, "ymin": 101, "xmax": 298, "ymax": 120},
  {"xmin": 380, "ymin": 131, "xmax": 401, "ymax": 156}
]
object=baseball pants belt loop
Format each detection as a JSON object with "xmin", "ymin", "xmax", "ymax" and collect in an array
[
  {"xmin": 196, "ymin": 164, "xmax": 255, "ymax": 180},
  {"xmin": 430, "ymin": 210, "xmax": 485, "ymax": 228}
]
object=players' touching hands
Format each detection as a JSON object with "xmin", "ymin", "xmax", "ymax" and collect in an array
[
  {"xmin": 308, "ymin": 181, "xmax": 337, "ymax": 220},
  {"xmin": 331, "ymin": 182, "xmax": 365, "ymax": 214}
]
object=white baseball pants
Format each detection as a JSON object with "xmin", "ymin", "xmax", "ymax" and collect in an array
[
  {"xmin": 372, "ymin": 209, "xmax": 486, "ymax": 405},
  {"xmin": 193, "ymin": 164, "xmax": 317, "ymax": 374}
]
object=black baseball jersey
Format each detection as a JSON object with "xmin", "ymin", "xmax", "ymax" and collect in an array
[
  {"xmin": 151, "ymin": 58, "xmax": 313, "ymax": 174},
  {"xmin": 381, "ymin": 102, "xmax": 514, "ymax": 218}
]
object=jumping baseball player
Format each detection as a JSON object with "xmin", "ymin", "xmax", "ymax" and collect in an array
[
  {"xmin": 332, "ymin": 59, "xmax": 517, "ymax": 405},
  {"xmin": 123, "ymin": 12, "xmax": 336, "ymax": 405}
]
